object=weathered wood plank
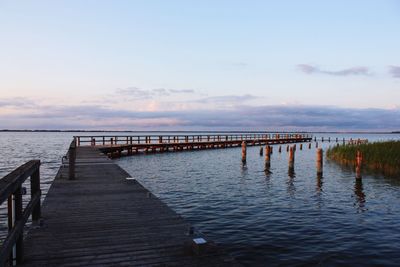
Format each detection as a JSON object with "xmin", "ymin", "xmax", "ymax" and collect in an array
[{"xmin": 21, "ymin": 147, "xmax": 239, "ymax": 266}]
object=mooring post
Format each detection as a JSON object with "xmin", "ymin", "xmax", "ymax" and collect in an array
[
  {"xmin": 309, "ymin": 143, "xmax": 311, "ymax": 149},
  {"xmin": 356, "ymin": 150, "xmax": 362, "ymax": 179},
  {"xmin": 288, "ymin": 146, "xmax": 295, "ymax": 173},
  {"xmin": 278, "ymin": 145, "xmax": 282, "ymax": 153},
  {"xmin": 265, "ymin": 145, "xmax": 271, "ymax": 169},
  {"xmin": 241, "ymin": 141, "xmax": 247, "ymax": 163},
  {"xmin": 286, "ymin": 145, "xmax": 289, "ymax": 152},
  {"xmin": 322, "ymin": 137, "xmax": 324, "ymax": 142},
  {"xmin": 69, "ymin": 138, "xmax": 76, "ymax": 180},
  {"xmin": 300, "ymin": 143, "xmax": 303, "ymax": 150},
  {"xmin": 328, "ymin": 137, "xmax": 331, "ymax": 142},
  {"xmin": 316, "ymin": 142, "xmax": 318, "ymax": 148},
  {"xmin": 317, "ymin": 148, "xmax": 323, "ymax": 176},
  {"xmin": 259, "ymin": 146, "xmax": 263, "ymax": 156}
]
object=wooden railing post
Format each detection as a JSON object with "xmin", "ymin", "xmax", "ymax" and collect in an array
[
  {"xmin": 14, "ymin": 186, "xmax": 23, "ymax": 264},
  {"xmin": 0, "ymin": 160, "xmax": 42, "ymax": 266},
  {"xmin": 69, "ymin": 139, "xmax": 76, "ymax": 180},
  {"xmin": 7, "ymin": 195, "xmax": 13, "ymax": 264},
  {"xmin": 31, "ymin": 167, "xmax": 41, "ymax": 221}
]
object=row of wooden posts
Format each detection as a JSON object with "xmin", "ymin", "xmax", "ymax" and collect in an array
[{"xmin": 241, "ymin": 141, "xmax": 363, "ymax": 179}]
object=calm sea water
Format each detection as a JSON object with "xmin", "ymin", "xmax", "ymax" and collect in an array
[{"xmin": 1, "ymin": 132, "xmax": 400, "ymax": 266}]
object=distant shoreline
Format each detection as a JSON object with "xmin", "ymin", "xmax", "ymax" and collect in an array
[{"xmin": 0, "ymin": 129, "xmax": 398, "ymax": 134}]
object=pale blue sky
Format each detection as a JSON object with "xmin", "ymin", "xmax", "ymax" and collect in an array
[{"xmin": 1, "ymin": 1, "xmax": 399, "ymax": 130}]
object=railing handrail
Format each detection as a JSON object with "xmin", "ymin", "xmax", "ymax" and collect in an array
[
  {"xmin": 73, "ymin": 133, "xmax": 312, "ymax": 147},
  {"xmin": 0, "ymin": 160, "xmax": 41, "ymax": 266},
  {"xmin": 73, "ymin": 133, "xmax": 311, "ymax": 138}
]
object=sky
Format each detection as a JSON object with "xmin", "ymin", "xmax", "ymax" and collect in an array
[{"xmin": 0, "ymin": 1, "xmax": 399, "ymax": 131}]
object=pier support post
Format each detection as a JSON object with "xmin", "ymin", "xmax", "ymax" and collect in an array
[
  {"xmin": 356, "ymin": 150, "xmax": 362, "ymax": 179},
  {"xmin": 316, "ymin": 148, "xmax": 323, "ymax": 176},
  {"xmin": 259, "ymin": 146, "xmax": 263, "ymax": 156},
  {"xmin": 278, "ymin": 145, "xmax": 282, "ymax": 153},
  {"xmin": 241, "ymin": 141, "xmax": 247, "ymax": 163},
  {"xmin": 288, "ymin": 146, "xmax": 295, "ymax": 173},
  {"xmin": 300, "ymin": 143, "xmax": 303, "ymax": 150},
  {"xmin": 69, "ymin": 138, "xmax": 76, "ymax": 180},
  {"xmin": 265, "ymin": 145, "xmax": 271, "ymax": 169},
  {"xmin": 309, "ymin": 143, "xmax": 311, "ymax": 149}
]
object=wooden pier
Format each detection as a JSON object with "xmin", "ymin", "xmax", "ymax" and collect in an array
[
  {"xmin": 1, "ymin": 132, "xmax": 312, "ymax": 266},
  {"xmin": 1, "ymin": 146, "xmax": 239, "ymax": 266},
  {"xmin": 75, "ymin": 133, "xmax": 312, "ymax": 158}
]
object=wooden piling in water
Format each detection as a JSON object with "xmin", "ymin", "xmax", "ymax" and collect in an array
[
  {"xmin": 278, "ymin": 145, "xmax": 282, "ymax": 153},
  {"xmin": 259, "ymin": 146, "xmax": 263, "ymax": 156},
  {"xmin": 288, "ymin": 146, "xmax": 295, "ymax": 172},
  {"xmin": 286, "ymin": 145, "xmax": 289, "ymax": 152},
  {"xmin": 241, "ymin": 141, "xmax": 247, "ymax": 163},
  {"xmin": 308, "ymin": 143, "xmax": 311, "ymax": 149},
  {"xmin": 265, "ymin": 145, "xmax": 271, "ymax": 169},
  {"xmin": 316, "ymin": 142, "xmax": 318, "ymax": 148},
  {"xmin": 316, "ymin": 148, "xmax": 323, "ymax": 176},
  {"xmin": 356, "ymin": 150, "xmax": 362, "ymax": 179},
  {"xmin": 300, "ymin": 143, "xmax": 303, "ymax": 150}
]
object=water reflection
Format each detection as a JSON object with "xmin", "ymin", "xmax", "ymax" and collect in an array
[
  {"xmin": 287, "ymin": 171, "xmax": 296, "ymax": 196},
  {"xmin": 354, "ymin": 179, "xmax": 366, "ymax": 212},
  {"xmin": 316, "ymin": 174, "xmax": 323, "ymax": 193}
]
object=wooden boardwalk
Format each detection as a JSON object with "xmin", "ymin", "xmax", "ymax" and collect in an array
[
  {"xmin": 21, "ymin": 147, "xmax": 239, "ymax": 266},
  {"xmin": 75, "ymin": 134, "xmax": 312, "ymax": 158}
]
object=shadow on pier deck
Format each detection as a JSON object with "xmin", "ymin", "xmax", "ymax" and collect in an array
[{"xmin": 21, "ymin": 147, "xmax": 240, "ymax": 266}]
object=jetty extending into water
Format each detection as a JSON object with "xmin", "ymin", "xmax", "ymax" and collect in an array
[
  {"xmin": 75, "ymin": 133, "xmax": 312, "ymax": 158},
  {"xmin": 1, "ymin": 133, "xmax": 311, "ymax": 266}
]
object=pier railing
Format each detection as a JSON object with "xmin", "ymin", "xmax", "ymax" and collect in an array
[
  {"xmin": 75, "ymin": 133, "xmax": 312, "ymax": 147},
  {"xmin": 0, "ymin": 160, "xmax": 41, "ymax": 266}
]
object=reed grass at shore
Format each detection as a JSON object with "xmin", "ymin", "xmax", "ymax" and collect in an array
[{"xmin": 326, "ymin": 141, "xmax": 400, "ymax": 177}]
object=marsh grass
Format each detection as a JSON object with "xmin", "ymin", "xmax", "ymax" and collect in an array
[{"xmin": 326, "ymin": 141, "xmax": 400, "ymax": 177}]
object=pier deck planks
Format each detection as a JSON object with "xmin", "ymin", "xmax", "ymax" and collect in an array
[{"xmin": 22, "ymin": 147, "xmax": 238, "ymax": 266}]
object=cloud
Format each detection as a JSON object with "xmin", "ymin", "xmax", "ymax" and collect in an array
[
  {"xmin": 389, "ymin": 65, "xmax": 400, "ymax": 78},
  {"xmin": 115, "ymin": 87, "xmax": 196, "ymax": 100},
  {"xmin": 297, "ymin": 64, "xmax": 372, "ymax": 76},
  {"xmin": 0, "ymin": 97, "xmax": 38, "ymax": 108},
  {"xmin": 1, "ymin": 98, "xmax": 400, "ymax": 131},
  {"xmin": 168, "ymin": 89, "xmax": 195, "ymax": 94},
  {"xmin": 194, "ymin": 94, "xmax": 257, "ymax": 104}
]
